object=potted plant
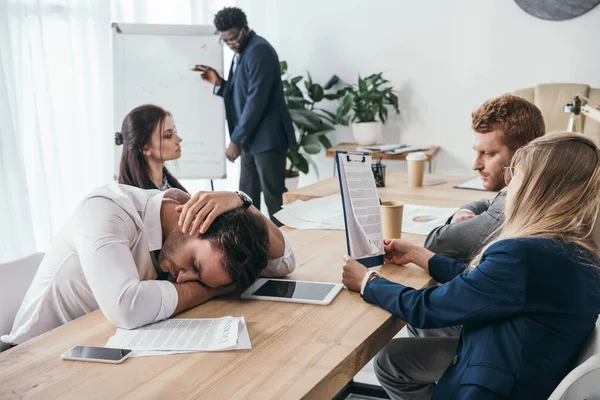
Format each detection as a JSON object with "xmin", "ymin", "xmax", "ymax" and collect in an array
[
  {"xmin": 336, "ymin": 73, "xmax": 400, "ymax": 146},
  {"xmin": 281, "ymin": 61, "xmax": 343, "ymax": 190}
]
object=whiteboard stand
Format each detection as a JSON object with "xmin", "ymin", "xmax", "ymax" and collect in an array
[{"xmin": 112, "ymin": 23, "xmax": 227, "ymax": 182}]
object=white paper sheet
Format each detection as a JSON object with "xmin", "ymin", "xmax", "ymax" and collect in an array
[
  {"xmin": 274, "ymin": 208, "xmax": 343, "ymax": 230},
  {"xmin": 454, "ymin": 177, "xmax": 486, "ymax": 191},
  {"xmin": 402, "ymin": 205, "xmax": 458, "ymax": 235},
  {"xmin": 105, "ymin": 316, "xmax": 251, "ymax": 358},
  {"xmin": 274, "ymin": 195, "xmax": 345, "ymax": 230}
]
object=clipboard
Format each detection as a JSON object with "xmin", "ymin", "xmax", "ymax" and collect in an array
[{"xmin": 335, "ymin": 150, "xmax": 385, "ymax": 268}]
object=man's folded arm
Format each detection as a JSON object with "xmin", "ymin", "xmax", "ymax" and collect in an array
[
  {"xmin": 459, "ymin": 198, "xmax": 492, "ymax": 216},
  {"xmin": 424, "ymin": 210, "xmax": 501, "ymax": 262},
  {"xmin": 74, "ymin": 199, "xmax": 178, "ymax": 329}
]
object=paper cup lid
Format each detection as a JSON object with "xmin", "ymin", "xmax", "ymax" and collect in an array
[{"xmin": 406, "ymin": 151, "xmax": 427, "ymax": 161}]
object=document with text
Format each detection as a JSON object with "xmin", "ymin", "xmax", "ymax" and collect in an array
[
  {"xmin": 105, "ymin": 316, "xmax": 251, "ymax": 357},
  {"xmin": 336, "ymin": 151, "xmax": 384, "ymax": 267}
]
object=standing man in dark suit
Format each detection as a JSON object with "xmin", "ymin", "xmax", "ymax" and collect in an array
[{"xmin": 198, "ymin": 7, "xmax": 296, "ymax": 226}]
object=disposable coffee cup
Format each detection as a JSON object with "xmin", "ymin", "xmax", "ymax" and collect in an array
[
  {"xmin": 406, "ymin": 152, "xmax": 427, "ymax": 187},
  {"xmin": 381, "ymin": 201, "xmax": 404, "ymax": 239}
]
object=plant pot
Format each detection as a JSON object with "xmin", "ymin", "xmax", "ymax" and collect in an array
[
  {"xmin": 351, "ymin": 121, "xmax": 382, "ymax": 146},
  {"xmin": 285, "ymin": 171, "xmax": 300, "ymax": 191}
]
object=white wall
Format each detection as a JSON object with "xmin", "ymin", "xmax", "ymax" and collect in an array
[{"xmin": 243, "ymin": 0, "xmax": 600, "ymax": 186}]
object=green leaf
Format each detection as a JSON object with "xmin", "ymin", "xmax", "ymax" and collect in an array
[
  {"xmin": 323, "ymin": 93, "xmax": 340, "ymax": 101},
  {"xmin": 362, "ymin": 92, "xmax": 384, "ymax": 101},
  {"xmin": 289, "ymin": 94, "xmax": 307, "ymax": 102},
  {"xmin": 336, "ymin": 92, "xmax": 354, "ymax": 118},
  {"xmin": 295, "ymin": 152, "xmax": 309, "ymax": 174},
  {"xmin": 304, "ymin": 153, "xmax": 319, "ymax": 179},
  {"xmin": 290, "ymin": 108, "xmax": 326, "ymax": 132},
  {"xmin": 285, "ymin": 85, "xmax": 299, "ymax": 97},
  {"xmin": 301, "ymin": 135, "xmax": 321, "ymax": 154},
  {"xmin": 314, "ymin": 108, "xmax": 339, "ymax": 124},
  {"xmin": 308, "ymin": 84, "xmax": 324, "ymax": 103},
  {"xmin": 358, "ymin": 76, "xmax": 367, "ymax": 93},
  {"xmin": 318, "ymin": 134, "xmax": 333, "ymax": 149},
  {"xmin": 388, "ymin": 93, "xmax": 400, "ymax": 113},
  {"xmin": 337, "ymin": 87, "xmax": 353, "ymax": 97},
  {"xmin": 365, "ymin": 74, "xmax": 379, "ymax": 88},
  {"xmin": 280, "ymin": 61, "xmax": 288, "ymax": 76},
  {"xmin": 288, "ymin": 99, "xmax": 309, "ymax": 109},
  {"xmin": 287, "ymin": 146, "xmax": 299, "ymax": 166},
  {"xmin": 324, "ymin": 75, "xmax": 340, "ymax": 90},
  {"xmin": 306, "ymin": 125, "xmax": 335, "ymax": 135},
  {"xmin": 291, "ymin": 76, "xmax": 303, "ymax": 85},
  {"xmin": 378, "ymin": 106, "xmax": 388, "ymax": 123}
]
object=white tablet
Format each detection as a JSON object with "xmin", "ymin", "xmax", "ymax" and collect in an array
[{"xmin": 241, "ymin": 279, "xmax": 343, "ymax": 305}]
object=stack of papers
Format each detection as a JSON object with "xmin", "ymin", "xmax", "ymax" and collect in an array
[
  {"xmin": 356, "ymin": 144, "xmax": 407, "ymax": 152},
  {"xmin": 384, "ymin": 145, "xmax": 430, "ymax": 154},
  {"xmin": 105, "ymin": 316, "xmax": 251, "ymax": 357},
  {"xmin": 354, "ymin": 144, "xmax": 431, "ymax": 154},
  {"xmin": 276, "ymin": 195, "xmax": 458, "ymax": 236}
]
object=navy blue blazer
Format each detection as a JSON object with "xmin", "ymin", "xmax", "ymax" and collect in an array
[
  {"xmin": 216, "ymin": 31, "xmax": 296, "ymax": 154},
  {"xmin": 364, "ymin": 238, "xmax": 600, "ymax": 399}
]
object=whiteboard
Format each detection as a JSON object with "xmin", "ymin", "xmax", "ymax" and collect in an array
[{"xmin": 112, "ymin": 23, "xmax": 226, "ymax": 180}]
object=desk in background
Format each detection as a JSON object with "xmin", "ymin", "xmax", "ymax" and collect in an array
[
  {"xmin": 0, "ymin": 174, "xmax": 491, "ymax": 400},
  {"xmin": 325, "ymin": 143, "xmax": 440, "ymax": 173},
  {"xmin": 284, "ymin": 171, "xmax": 492, "ymax": 206}
]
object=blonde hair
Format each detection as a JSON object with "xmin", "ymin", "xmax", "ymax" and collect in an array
[{"xmin": 470, "ymin": 132, "xmax": 600, "ymax": 269}]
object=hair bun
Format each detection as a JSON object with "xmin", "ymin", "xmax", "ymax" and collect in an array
[{"xmin": 114, "ymin": 132, "xmax": 124, "ymax": 145}]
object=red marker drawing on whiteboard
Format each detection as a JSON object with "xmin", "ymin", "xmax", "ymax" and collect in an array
[{"xmin": 200, "ymin": 44, "xmax": 207, "ymax": 50}]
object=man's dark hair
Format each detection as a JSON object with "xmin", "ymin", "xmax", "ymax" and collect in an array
[
  {"xmin": 214, "ymin": 7, "xmax": 248, "ymax": 32},
  {"xmin": 201, "ymin": 208, "xmax": 268, "ymax": 288}
]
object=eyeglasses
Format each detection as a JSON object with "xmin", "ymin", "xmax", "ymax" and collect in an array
[
  {"xmin": 218, "ymin": 27, "xmax": 247, "ymax": 46},
  {"xmin": 503, "ymin": 166, "xmax": 516, "ymax": 185}
]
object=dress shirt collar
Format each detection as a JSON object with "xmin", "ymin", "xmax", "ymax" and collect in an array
[{"xmin": 144, "ymin": 188, "xmax": 191, "ymax": 251}]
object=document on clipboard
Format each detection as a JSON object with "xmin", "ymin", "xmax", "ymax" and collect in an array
[{"xmin": 335, "ymin": 151, "xmax": 385, "ymax": 268}]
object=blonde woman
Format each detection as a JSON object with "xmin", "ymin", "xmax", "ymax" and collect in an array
[{"xmin": 342, "ymin": 133, "xmax": 600, "ymax": 399}]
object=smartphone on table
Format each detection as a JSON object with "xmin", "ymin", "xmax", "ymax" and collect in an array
[{"xmin": 61, "ymin": 346, "xmax": 131, "ymax": 364}]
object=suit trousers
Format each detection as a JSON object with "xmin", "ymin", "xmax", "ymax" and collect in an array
[
  {"xmin": 239, "ymin": 148, "xmax": 287, "ymax": 226},
  {"xmin": 374, "ymin": 325, "xmax": 461, "ymax": 399}
]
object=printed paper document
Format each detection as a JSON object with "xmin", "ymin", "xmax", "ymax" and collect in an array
[
  {"xmin": 337, "ymin": 152, "xmax": 384, "ymax": 259},
  {"xmin": 402, "ymin": 205, "xmax": 458, "ymax": 235},
  {"xmin": 105, "ymin": 316, "xmax": 251, "ymax": 357}
]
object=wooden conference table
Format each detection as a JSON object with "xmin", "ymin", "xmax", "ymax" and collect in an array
[{"xmin": 0, "ymin": 173, "xmax": 492, "ymax": 400}]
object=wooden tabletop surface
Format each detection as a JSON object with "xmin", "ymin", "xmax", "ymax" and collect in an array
[
  {"xmin": 0, "ymin": 173, "xmax": 492, "ymax": 400},
  {"xmin": 284, "ymin": 171, "xmax": 490, "ymax": 205}
]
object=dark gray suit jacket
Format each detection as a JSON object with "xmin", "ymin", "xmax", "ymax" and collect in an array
[
  {"xmin": 424, "ymin": 191, "xmax": 506, "ymax": 263},
  {"xmin": 216, "ymin": 31, "xmax": 296, "ymax": 154}
]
